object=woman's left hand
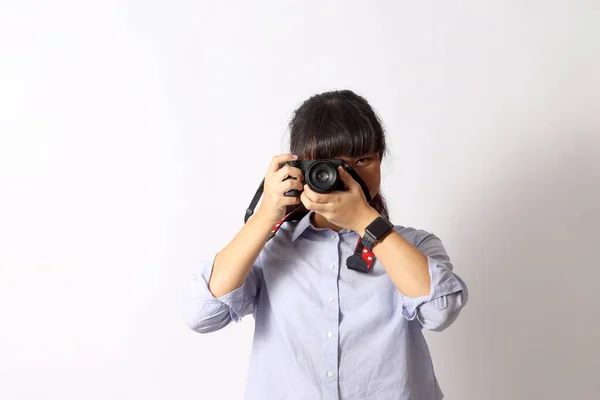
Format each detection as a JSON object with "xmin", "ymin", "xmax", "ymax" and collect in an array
[{"xmin": 300, "ymin": 166, "xmax": 380, "ymax": 232}]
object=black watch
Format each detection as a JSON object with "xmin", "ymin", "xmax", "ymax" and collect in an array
[{"xmin": 361, "ymin": 216, "xmax": 394, "ymax": 249}]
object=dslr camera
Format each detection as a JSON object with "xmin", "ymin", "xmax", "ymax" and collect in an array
[{"xmin": 280, "ymin": 159, "xmax": 346, "ymax": 197}]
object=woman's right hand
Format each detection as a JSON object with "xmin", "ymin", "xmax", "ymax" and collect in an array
[{"xmin": 257, "ymin": 154, "xmax": 304, "ymax": 224}]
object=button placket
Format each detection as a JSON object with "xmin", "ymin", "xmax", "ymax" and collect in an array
[{"xmin": 322, "ymin": 232, "xmax": 340, "ymax": 388}]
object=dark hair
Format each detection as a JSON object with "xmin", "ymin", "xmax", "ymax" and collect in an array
[{"xmin": 286, "ymin": 89, "xmax": 389, "ymax": 219}]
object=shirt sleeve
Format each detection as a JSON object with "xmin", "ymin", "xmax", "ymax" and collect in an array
[
  {"xmin": 181, "ymin": 253, "xmax": 263, "ymax": 334},
  {"xmin": 398, "ymin": 230, "xmax": 468, "ymax": 331}
]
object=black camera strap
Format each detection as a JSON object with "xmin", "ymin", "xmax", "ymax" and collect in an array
[
  {"xmin": 244, "ymin": 178, "xmax": 265, "ymax": 224},
  {"xmin": 244, "ymin": 164, "xmax": 379, "ymax": 273}
]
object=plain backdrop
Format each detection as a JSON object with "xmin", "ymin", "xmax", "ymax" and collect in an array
[{"xmin": 1, "ymin": 1, "xmax": 599, "ymax": 399}]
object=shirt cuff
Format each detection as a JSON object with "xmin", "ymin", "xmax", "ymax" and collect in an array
[
  {"xmin": 197, "ymin": 256, "xmax": 248, "ymax": 322},
  {"xmin": 400, "ymin": 256, "xmax": 464, "ymax": 320}
]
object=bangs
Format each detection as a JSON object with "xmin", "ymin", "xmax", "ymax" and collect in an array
[{"xmin": 291, "ymin": 97, "xmax": 385, "ymax": 160}]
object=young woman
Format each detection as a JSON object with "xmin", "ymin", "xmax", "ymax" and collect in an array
[{"xmin": 182, "ymin": 90, "xmax": 468, "ymax": 399}]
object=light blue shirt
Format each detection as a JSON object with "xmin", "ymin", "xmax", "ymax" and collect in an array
[{"xmin": 182, "ymin": 211, "xmax": 468, "ymax": 399}]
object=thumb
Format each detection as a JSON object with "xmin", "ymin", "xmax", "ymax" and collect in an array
[{"xmin": 338, "ymin": 165, "xmax": 360, "ymax": 192}]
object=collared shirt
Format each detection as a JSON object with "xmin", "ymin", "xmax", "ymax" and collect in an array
[{"xmin": 182, "ymin": 211, "xmax": 468, "ymax": 399}]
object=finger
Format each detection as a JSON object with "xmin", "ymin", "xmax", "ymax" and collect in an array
[
  {"xmin": 279, "ymin": 177, "xmax": 304, "ymax": 193},
  {"xmin": 274, "ymin": 165, "xmax": 304, "ymax": 182},
  {"xmin": 337, "ymin": 166, "xmax": 360, "ymax": 192},
  {"xmin": 300, "ymin": 190, "xmax": 315, "ymax": 210},
  {"xmin": 267, "ymin": 154, "xmax": 298, "ymax": 174},
  {"xmin": 283, "ymin": 194, "xmax": 302, "ymax": 206},
  {"xmin": 302, "ymin": 184, "xmax": 330, "ymax": 204},
  {"xmin": 301, "ymin": 190, "xmax": 330, "ymax": 212}
]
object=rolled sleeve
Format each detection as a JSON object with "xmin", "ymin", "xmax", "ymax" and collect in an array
[
  {"xmin": 181, "ymin": 254, "xmax": 262, "ymax": 334},
  {"xmin": 399, "ymin": 231, "xmax": 468, "ymax": 331}
]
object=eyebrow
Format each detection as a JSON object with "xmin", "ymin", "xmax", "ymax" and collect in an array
[
  {"xmin": 340, "ymin": 154, "xmax": 374, "ymax": 162},
  {"xmin": 352, "ymin": 153, "xmax": 376, "ymax": 159}
]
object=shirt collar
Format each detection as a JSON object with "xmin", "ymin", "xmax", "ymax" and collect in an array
[
  {"xmin": 291, "ymin": 210, "xmax": 315, "ymax": 242},
  {"xmin": 290, "ymin": 210, "xmax": 356, "ymax": 242}
]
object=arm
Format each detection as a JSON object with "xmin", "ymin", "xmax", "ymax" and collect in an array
[
  {"xmin": 209, "ymin": 208, "xmax": 277, "ymax": 298},
  {"xmin": 182, "ymin": 154, "xmax": 304, "ymax": 334},
  {"xmin": 299, "ymin": 165, "xmax": 467, "ymax": 332},
  {"xmin": 401, "ymin": 230, "xmax": 468, "ymax": 331},
  {"xmin": 181, "ymin": 209, "xmax": 274, "ymax": 334},
  {"xmin": 355, "ymin": 209, "xmax": 432, "ymax": 298},
  {"xmin": 355, "ymin": 211, "xmax": 468, "ymax": 331}
]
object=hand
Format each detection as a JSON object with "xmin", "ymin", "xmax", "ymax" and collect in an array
[
  {"xmin": 300, "ymin": 165, "xmax": 380, "ymax": 232},
  {"xmin": 256, "ymin": 154, "xmax": 304, "ymax": 224}
]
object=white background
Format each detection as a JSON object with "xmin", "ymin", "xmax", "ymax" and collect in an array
[{"xmin": 1, "ymin": 1, "xmax": 599, "ymax": 399}]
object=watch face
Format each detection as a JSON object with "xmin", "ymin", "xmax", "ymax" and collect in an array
[{"xmin": 368, "ymin": 218, "xmax": 393, "ymax": 239}]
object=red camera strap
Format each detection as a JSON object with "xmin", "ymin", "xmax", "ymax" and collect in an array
[{"xmin": 353, "ymin": 239, "xmax": 376, "ymax": 272}]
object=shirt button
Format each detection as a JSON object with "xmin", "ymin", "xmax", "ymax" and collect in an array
[
  {"xmin": 331, "ymin": 235, "xmax": 336, "ymax": 240},
  {"xmin": 327, "ymin": 332, "xmax": 334, "ymax": 338},
  {"xmin": 329, "ymin": 264, "xmax": 335, "ymax": 269},
  {"xmin": 329, "ymin": 296, "xmax": 335, "ymax": 302},
  {"xmin": 326, "ymin": 371, "xmax": 334, "ymax": 378}
]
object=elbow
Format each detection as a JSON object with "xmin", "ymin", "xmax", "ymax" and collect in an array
[
  {"xmin": 183, "ymin": 315, "xmax": 222, "ymax": 335},
  {"xmin": 182, "ymin": 301, "xmax": 232, "ymax": 334},
  {"xmin": 419, "ymin": 290, "xmax": 467, "ymax": 332},
  {"xmin": 421, "ymin": 308, "xmax": 463, "ymax": 332}
]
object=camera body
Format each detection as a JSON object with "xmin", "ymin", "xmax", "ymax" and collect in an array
[{"xmin": 280, "ymin": 159, "xmax": 346, "ymax": 197}]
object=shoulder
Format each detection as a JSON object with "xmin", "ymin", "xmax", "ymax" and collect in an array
[
  {"xmin": 257, "ymin": 220, "xmax": 307, "ymax": 269},
  {"xmin": 261, "ymin": 220, "xmax": 297, "ymax": 252}
]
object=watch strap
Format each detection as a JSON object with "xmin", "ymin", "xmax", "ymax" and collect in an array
[{"xmin": 365, "ymin": 216, "xmax": 394, "ymax": 245}]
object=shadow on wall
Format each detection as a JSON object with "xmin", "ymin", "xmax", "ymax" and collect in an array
[{"xmin": 446, "ymin": 131, "xmax": 600, "ymax": 400}]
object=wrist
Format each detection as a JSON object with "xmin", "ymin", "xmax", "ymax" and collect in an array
[
  {"xmin": 254, "ymin": 206, "xmax": 284, "ymax": 227},
  {"xmin": 353, "ymin": 207, "xmax": 381, "ymax": 237}
]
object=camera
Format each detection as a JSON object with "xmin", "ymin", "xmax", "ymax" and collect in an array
[{"xmin": 280, "ymin": 159, "xmax": 346, "ymax": 197}]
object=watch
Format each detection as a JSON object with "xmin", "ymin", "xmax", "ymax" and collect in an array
[{"xmin": 361, "ymin": 216, "xmax": 394, "ymax": 249}]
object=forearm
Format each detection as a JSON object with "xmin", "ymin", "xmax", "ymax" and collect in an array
[
  {"xmin": 209, "ymin": 209, "xmax": 275, "ymax": 298},
  {"xmin": 354, "ymin": 209, "xmax": 431, "ymax": 298}
]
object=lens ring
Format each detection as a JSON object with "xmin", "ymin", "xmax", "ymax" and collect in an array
[{"xmin": 307, "ymin": 161, "xmax": 337, "ymax": 193}]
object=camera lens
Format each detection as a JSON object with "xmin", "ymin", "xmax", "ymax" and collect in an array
[
  {"xmin": 307, "ymin": 161, "xmax": 337, "ymax": 193},
  {"xmin": 316, "ymin": 170, "xmax": 330, "ymax": 182}
]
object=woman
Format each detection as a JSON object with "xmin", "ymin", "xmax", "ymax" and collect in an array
[{"xmin": 182, "ymin": 90, "xmax": 468, "ymax": 399}]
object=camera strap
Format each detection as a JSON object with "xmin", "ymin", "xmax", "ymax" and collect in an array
[
  {"xmin": 347, "ymin": 239, "xmax": 376, "ymax": 273},
  {"xmin": 244, "ymin": 178, "xmax": 265, "ymax": 224},
  {"xmin": 244, "ymin": 164, "xmax": 378, "ymax": 273}
]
